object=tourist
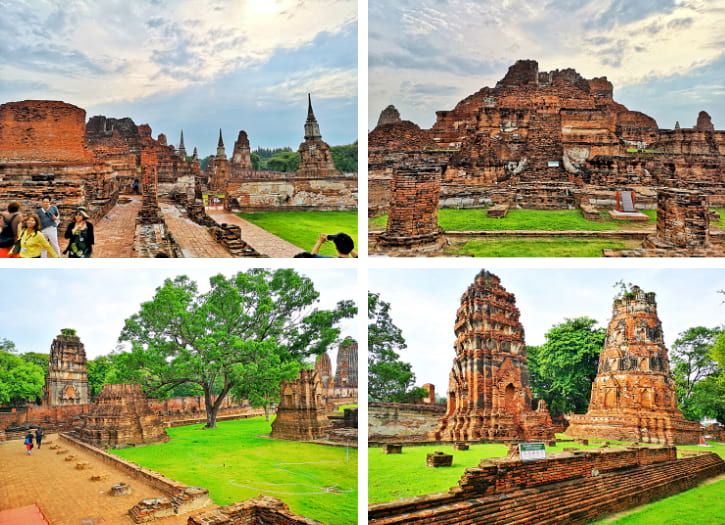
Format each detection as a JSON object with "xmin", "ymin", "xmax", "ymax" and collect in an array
[
  {"xmin": 310, "ymin": 233, "xmax": 357, "ymax": 258},
  {"xmin": 34, "ymin": 428, "xmax": 44, "ymax": 449},
  {"xmin": 23, "ymin": 431, "xmax": 33, "ymax": 455},
  {"xmin": 0, "ymin": 201, "xmax": 23, "ymax": 258},
  {"xmin": 18, "ymin": 214, "xmax": 58, "ymax": 258},
  {"xmin": 35, "ymin": 196, "xmax": 61, "ymax": 257},
  {"xmin": 293, "ymin": 251, "xmax": 315, "ymax": 258},
  {"xmin": 133, "ymin": 178, "xmax": 140, "ymax": 194},
  {"xmin": 64, "ymin": 208, "xmax": 94, "ymax": 258}
]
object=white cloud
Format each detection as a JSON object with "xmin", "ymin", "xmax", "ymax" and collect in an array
[{"xmin": 1, "ymin": 0, "xmax": 357, "ymax": 107}]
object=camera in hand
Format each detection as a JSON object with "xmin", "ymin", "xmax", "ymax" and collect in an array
[{"xmin": 326, "ymin": 234, "xmax": 337, "ymax": 241}]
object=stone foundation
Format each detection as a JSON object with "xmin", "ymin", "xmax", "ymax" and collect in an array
[
  {"xmin": 187, "ymin": 495, "xmax": 324, "ymax": 525},
  {"xmin": 368, "ymin": 447, "xmax": 725, "ymax": 524}
]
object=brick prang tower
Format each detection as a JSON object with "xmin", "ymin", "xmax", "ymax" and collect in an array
[
  {"xmin": 335, "ymin": 338, "xmax": 358, "ymax": 388},
  {"xmin": 434, "ymin": 270, "xmax": 554, "ymax": 442},
  {"xmin": 43, "ymin": 329, "xmax": 90, "ymax": 406},
  {"xmin": 566, "ymin": 286, "xmax": 701, "ymax": 444}
]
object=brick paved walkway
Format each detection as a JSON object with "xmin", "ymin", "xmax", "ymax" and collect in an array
[
  {"xmin": 159, "ymin": 202, "xmax": 231, "ymax": 258},
  {"xmin": 208, "ymin": 212, "xmax": 302, "ymax": 258},
  {"xmin": 92, "ymin": 197, "xmax": 141, "ymax": 259},
  {"xmin": 0, "ymin": 435, "xmax": 200, "ymax": 525}
]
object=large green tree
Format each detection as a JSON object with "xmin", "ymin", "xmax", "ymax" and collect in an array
[
  {"xmin": 368, "ymin": 292, "xmax": 426, "ymax": 403},
  {"xmin": 116, "ymin": 270, "xmax": 356, "ymax": 428},
  {"xmin": 527, "ymin": 317, "xmax": 606, "ymax": 416},
  {"xmin": 0, "ymin": 342, "xmax": 44, "ymax": 406},
  {"xmin": 670, "ymin": 327, "xmax": 720, "ymax": 405}
]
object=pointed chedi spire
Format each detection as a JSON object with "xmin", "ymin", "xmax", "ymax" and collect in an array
[
  {"xmin": 304, "ymin": 93, "xmax": 322, "ymax": 141},
  {"xmin": 192, "ymin": 146, "xmax": 198, "ymax": 161},
  {"xmin": 178, "ymin": 130, "xmax": 187, "ymax": 158},
  {"xmin": 216, "ymin": 128, "xmax": 226, "ymax": 158}
]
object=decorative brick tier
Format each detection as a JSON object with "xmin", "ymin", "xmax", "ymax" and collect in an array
[
  {"xmin": 270, "ymin": 370, "xmax": 332, "ymax": 441},
  {"xmin": 434, "ymin": 270, "xmax": 554, "ymax": 442},
  {"xmin": 566, "ymin": 287, "xmax": 701, "ymax": 444},
  {"xmin": 44, "ymin": 330, "xmax": 90, "ymax": 406},
  {"xmin": 368, "ymin": 447, "xmax": 725, "ymax": 524},
  {"xmin": 78, "ymin": 384, "xmax": 169, "ymax": 448}
]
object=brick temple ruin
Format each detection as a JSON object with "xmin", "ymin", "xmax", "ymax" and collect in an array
[
  {"xmin": 369, "ymin": 59, "xmax": 725, "ymax": 256},
  {"xmin": 566, "ymin": 286, "xmax": 701, "ymax": 444},
  {"xmin": 77, "ymin": 383, "xmax": 169, "ymax": 448},
  {"xmin": 0, "ymin": 95, "xmax": 355, "ymax": 257},
  {"xmin": 369, "ymin": 446, "xmax": 725, "ymax": 524},
  {"xmin": 271, "ymin": 369, "xmax": 333, "ymax": 441},
  {"xmin": 335, "ymin": 338, "xmax": 358, "ymax": 388},
  {"xmin": 434, "ymin": 270, "xmax": 554, "ymax": 442},
  {"xmin": 43, "ymin": 329, "xmax": 90, "ymax": 406},
  {"xmin": 210, "ymin": 95, "xmax": 357, "ymax": 212}
]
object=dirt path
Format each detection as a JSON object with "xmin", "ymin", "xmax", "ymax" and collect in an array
[
  {"xmin": 92, "ymin": 197, "xmax": 142, "ymax": 258},
  {"xmin": 208, "ymin": 212, "xmax": 302, "ymax": 258},
  {"xmin": 0, "ymin": 434, "xmax": 201, "ymax": 525}
]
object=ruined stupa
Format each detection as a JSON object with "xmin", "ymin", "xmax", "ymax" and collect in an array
[
  {"xmin": 78, "ymin": 383, "xmax": 169, "ymax": 448},
  {"xmin": 335, "ymin": 338, "xmax": 359, "ymax": 388},
  {"xmin": 271, "ymin": 369, "xmax": 332, "ymax": 441},
  {"xmin": 43, "ymin": 329, "xmax": 90, "ymax": 406},
  {"xmin": 566, "ymin": 286, "xmax": 701, "ymax": 444},
  {"xmin": 434, "ymin": 270, "xmax": 554, "ymax": 442}
]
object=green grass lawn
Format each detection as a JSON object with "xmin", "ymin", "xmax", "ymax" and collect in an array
[
  {"xmin": 711, "ymin": 208, "xmax": 725, "ymax": 230},
  {"xmin": 337, "ymin": 404, "xmax": 358, "ymax": 412},
  {"xmin": 370, "ymin": 440, "xmax": 725, "ymax": 525},
  {"xmin": 370, "ymin": 208, "xmax": 656, "ymax": 232},
  {"xmin": 110, "ymin": 417, "xmax": 357, "ymax": 525},
  {"xmin": 446, "ymin": 237, "xmax": 641, "ymax": 257},
  {"xmin": 240, "ymin": 211, "xmax": 358, "ymax": 257}
]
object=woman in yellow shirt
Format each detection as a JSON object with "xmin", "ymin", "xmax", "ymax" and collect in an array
[{"xmin": 19, "ymin": 214, "xmax": 58, "ymax": 258}]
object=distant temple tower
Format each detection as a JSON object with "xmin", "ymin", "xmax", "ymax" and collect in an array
[
  {"xmin": 434, "ymin": 271, "xmax": 554, "ymax": 442},
  {"xmin": 43, "ymin": 329, "xmax": 90, "ymax": 406},
  {"xmin": 178, "ymin": 130, "xmax": 187, "ymax": 158},
  {"xmin": 566, "ymin": 286, "xmax": 701, "ymax": 444},
  {"xmin": 314, "ymin": 351, "xmax": 333, "ymax": 386},
  {"xmin": 335, "ymin": 338, "xmax": 358, "ymax": 388},
  {"xmin": 208, "ymin": 129, "xmax": 231, "ymax": 192},
  {"xmin": 230, "ymin": 130, "xmax": 253, "ymax": 181},
  {"xmin": 297, "ymin": 94, "xmax": 339, "ymax": 178}
]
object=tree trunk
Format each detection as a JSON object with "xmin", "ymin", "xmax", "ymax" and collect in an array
[
  {"xmin": 203, "ymin": 382, "xmax": 234, "ymax": 429},
  {"xmin": 264, "ymin": 404, "xmax": 270, "ymax": 421}
]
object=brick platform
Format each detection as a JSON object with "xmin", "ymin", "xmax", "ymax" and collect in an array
[{"xmin": 368, "ymin": 447, "xmax": 725, "ymax": 524}]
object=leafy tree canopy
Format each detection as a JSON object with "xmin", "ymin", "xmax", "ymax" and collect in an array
[
  {"xmin": 116, "ymin": 270, "xmax": 356, "ymax": 427},
  {"xmin": 368, "ymin": 292, "xmax": 425, "ymax": 403},
  {"xmin": 0, "ymin": 342, "xmax": 44, "ymax": 406},
  {"xmin": 527, "ymin": 317, "xmax": 605, "ymax": 416}
]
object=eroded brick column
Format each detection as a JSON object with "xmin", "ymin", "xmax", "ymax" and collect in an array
[{"xmin": 376, "ymin": 164, "xmax": 447, "ymax": 253}]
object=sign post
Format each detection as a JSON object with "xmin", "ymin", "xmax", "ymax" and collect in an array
[{"xmin": 519, "ymin": 442, "xmax": 546, "ymax": 461}]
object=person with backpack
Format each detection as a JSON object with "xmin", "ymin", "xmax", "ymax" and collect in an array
[
  {"xmin": 0, "ymin": 202, "xmax": 23, "ymax": 258},
  {"xmin": 24, "ymin": 431, "xmax": 34, "ymax": 455}
]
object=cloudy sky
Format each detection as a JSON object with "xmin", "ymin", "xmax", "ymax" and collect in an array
[
  {"xmin": 0, "ymin": 0, "xmax": 357, "ymax": 154},
  {"xmin": 369, "ymin": 0, "xmax": 725, "ymax": 131},
  {"xmin": 2, "ymin": 267, "xmax": 359, "ymax": 368},
  {"xmin": 369, "ymin": 268, "xmax": 725, "ymax": 399}
]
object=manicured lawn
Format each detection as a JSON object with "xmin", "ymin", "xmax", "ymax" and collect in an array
[
  {"xmin": 240, "ymin": 211, "xmax": 358, "ymax": 257},
  {"xmin": 446, "ymin": 237, "xmax": 641, "ymax": 257},
  {"xmin": 110, "ymin": 417, "xmax": 357, "ymax": 525},
  {"xmin": 337, "ymin": 404, "xmax": 358, "ymax": 412},
  {"xmin": 369, "ymin": 208, "xmax": 655, "ymax": 232}
]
